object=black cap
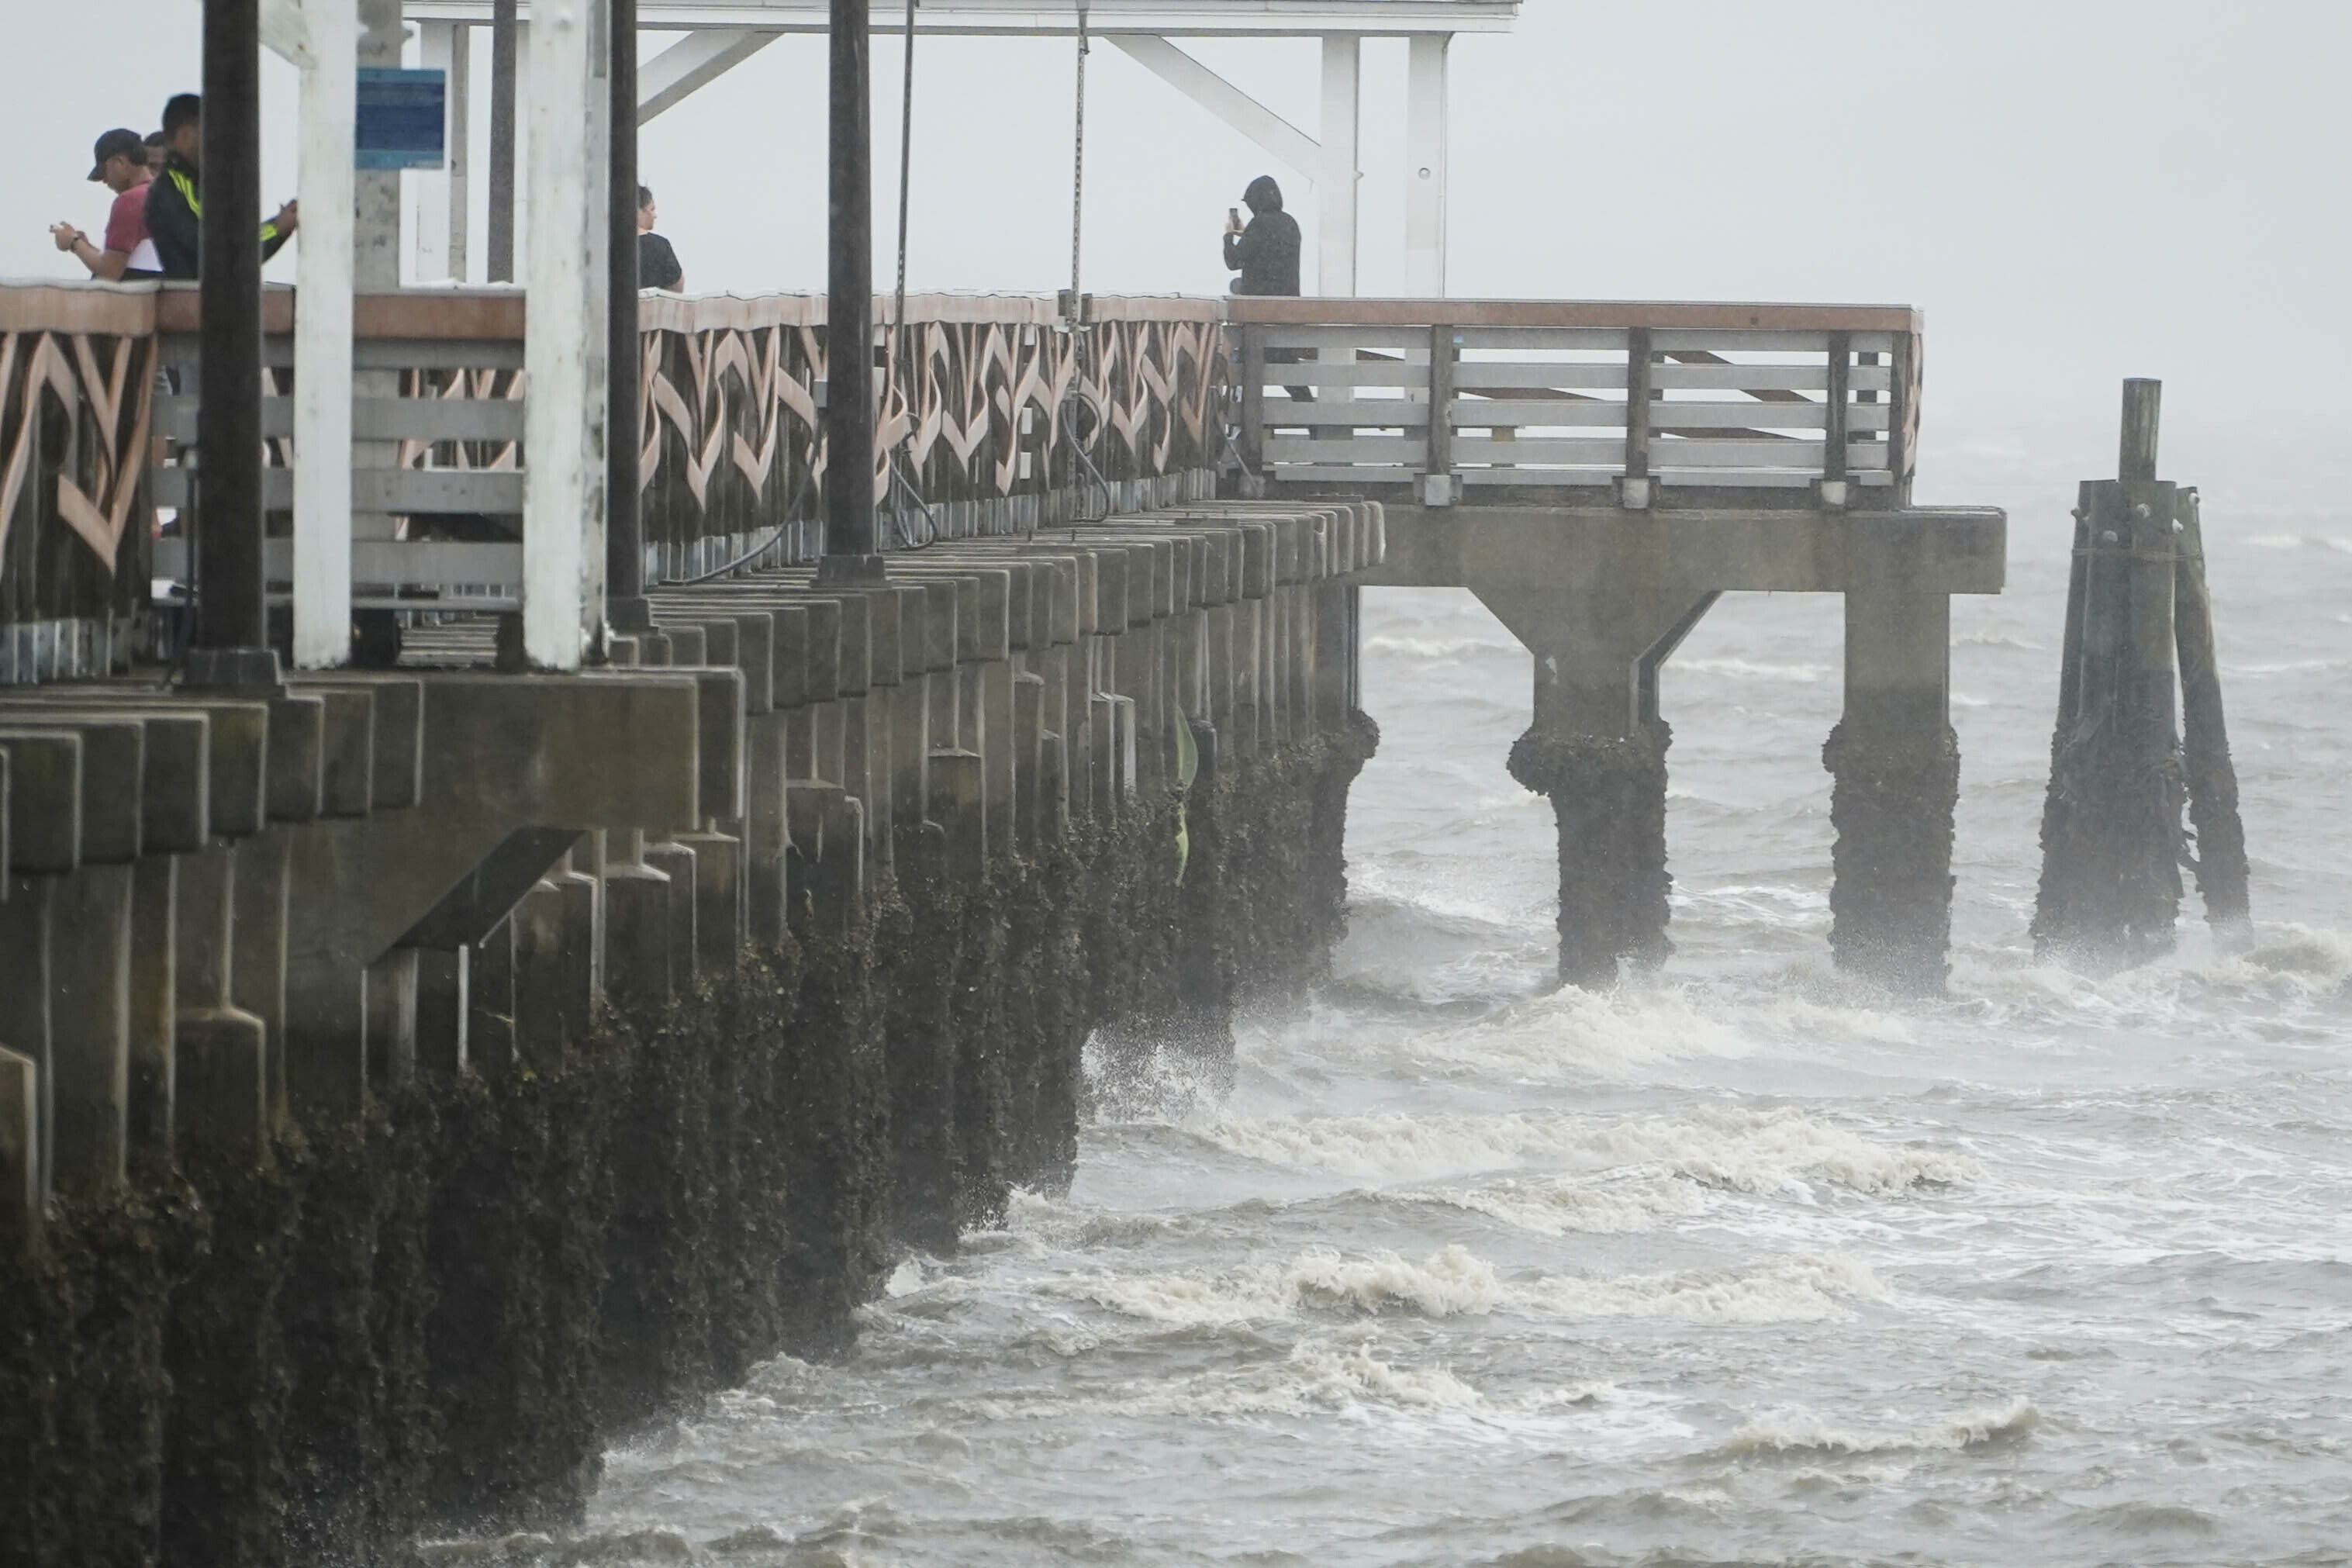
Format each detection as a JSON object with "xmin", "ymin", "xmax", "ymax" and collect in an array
[{"xmin": 88, "ymin": 127, "xmax": 145, "ymax": 181}]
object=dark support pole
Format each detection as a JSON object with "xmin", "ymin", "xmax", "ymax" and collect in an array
[
  {"xmin": 1822, "ymin": 330, "xmax": 1851, "ymax": 498},
  {"xmin": 488, "ymin": 0, "xmax": 517, "ymax": 283},
  {"xmin": 188, "ymin": 0, "xmax": 279, "ymax": 691},
  {"xmin": 606, "ymin": 0, "xmax": 651, "ymax": 630},
  {"xmin": 2119, "ymin": 376, "xmax": 2161, "ymax": 485},
  {"xmin": 2173, "ymin": 487, "xmax": 2251, "ymax": 935},
  {"xmin": 819, "ymin": 0, "xmax": 883, "ymax": 582},
  {"xmin": 1618, "ymin": 326, "xmax": 1653, "ymax": 510},
  {"xmin": 2033, "ymin": 379, "xmax": 2184, "ymax": 968}
]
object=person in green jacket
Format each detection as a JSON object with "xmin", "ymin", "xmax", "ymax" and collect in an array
[{"xmin": 143, "ymin": 93, "xmax": 299, "ymax": 280}]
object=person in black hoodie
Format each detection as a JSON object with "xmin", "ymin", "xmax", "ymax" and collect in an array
[
  {"xmin": 144, "ymin": 93, "xmax": 299, "ymax": 280},
  {"xmin": 1221, "ymin": 174, "xmax": 1300, "ymax": 297},
  {"xmin": 1222, "ymin": 174, "xmax": 1311, "ymax": 406}
]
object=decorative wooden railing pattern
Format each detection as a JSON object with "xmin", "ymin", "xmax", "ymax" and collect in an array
[
  {"xmin": 0, "ymin": 281, "xmax": 1930, "ymax": 686},
  {"xmin": 0, "ymin": 286, "xmax": 160, "ymax": 683},
  {"xmin": 1228, "ymin": 299, "xmax": 1922, "ymax": 506},
  {"xmin": 636, "ymin": 292, "xmax": 1225, "ymax": 578}
]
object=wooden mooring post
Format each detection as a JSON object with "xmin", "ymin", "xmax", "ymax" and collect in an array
[{"xmin": 2032, "ymin": 379, "xmax": 2251, "ymax": 965}]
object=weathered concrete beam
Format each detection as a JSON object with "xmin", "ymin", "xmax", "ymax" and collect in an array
[
  {"xmin": 1365, "ymin": 504, "xmax": 2006, "ymax": 595},
  {"xmin": 0, "ymin": 702, "xmax": 210, "ymax": 857},
  {"xmin": 266, "ymin": 696, "xmax": 327, "ymax": 824},
  {"xmin": 393, "ymin": 827, "xmax": 586, "ymax": 952},
  {"xmin": 9, "ymin": 689, "xmax": 268, "ymax": 839},
  {"xmin": 0, "ymin": 720, "xmax": 136, "ymax": 865},
  {"xmin": 0, "ymin": 732, "xmax": 79, "ymax": 874},
  {"xmin": 292, "ymin": 672, "xmax": 427, "ymax": 810}
]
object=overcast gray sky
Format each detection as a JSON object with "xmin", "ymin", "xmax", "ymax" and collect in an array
[{"xmin": 4, "ymin": 1, "xmax": 2347, "ymax": 520}]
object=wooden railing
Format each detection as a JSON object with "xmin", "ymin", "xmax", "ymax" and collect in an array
[
  {"xmin": 0, "ymin": 281, "xmax": 1930, "ymax": 684},
  {"xmin": 1228, "ymin": 299, "xmax": 1922, "ymax": 506},
  {"xmin": 0, "ymin": 285, "xmax": 161, "ymax": 682},
  {"xmin": 635, "ymin": 292, "xmax": 1226, "ymax": 579}
]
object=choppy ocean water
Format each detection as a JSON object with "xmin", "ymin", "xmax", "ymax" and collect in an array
[{"xmin": 555, "ymin": 485, "xmax": 2352, "ymax": 1566}]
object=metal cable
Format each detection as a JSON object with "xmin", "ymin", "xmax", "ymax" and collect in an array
[
  {"xmin": 886, "ymin": 0, "xmax": 917, "ymax": 416},
  {"xmin": 671, "ymin": 463, "xmax": 817, "ymax": 584},
  {"xmin": 1071, "ymin": 0, "xmax": 1089, "ymax": 307}
]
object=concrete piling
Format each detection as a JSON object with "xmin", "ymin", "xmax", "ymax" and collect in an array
[
  {"xmin": 0, "ymin": 876, "xmax": 52, "ymax": 1198},
  {"xmin": 0, "ymin": 1045, "xmax": 36, "ymax": 1248},
  {"xmin": 413, "ymin": 945, "xmax": 468, "ymax": 1079},
  {"xmin": 602, "ymin": 834, "xmax": 676, "ymax": 1018},
  {"xmin": 128, "ymin": 855, "xmax": 178, "ymax": 1162},
  {"xmin": 1826, "ymin": 545, "xmax": 1960, "ymax": 992},
  {"xmin": 0, "ymin": 499, "xmax": 1388, "ymax": 1564},
  {"xmin": 47, "ymin": 863, "xmax": 134, "ymax": 1193}
]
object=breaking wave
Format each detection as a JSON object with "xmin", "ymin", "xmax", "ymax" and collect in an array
[
  {"xmin": 1053, "ymin": 1244, "xmax": 1501, "ymax": 1325},
  {"xmin": 1711, "ymin": 1396, "xmax": 2039, "ymax": 1458},
  {"xmin": 1525, "ymin": 1254, "xmax": 1890, "ymax": 1324},
  {"xmin": 1191, "ymin": 1105, "xmax": 1974, "ymax": 1196},
  {"xmin": 1161, "ymin": 1342, "xmax": 1486, "ymax": 1416}
]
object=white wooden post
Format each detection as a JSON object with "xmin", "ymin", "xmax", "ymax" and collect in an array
[
  {"xmin": 1405, "ymin": 32, "xmax": 1451, "ymax": 297},
  {"xmin": 448, "ymin": 23, "xmax": 471, "ymax": 281},
  {"xmin": 522, "ymin": 0, "xmax": 609, "ymax": 670},
  {"xmin": 294, "ymin": 0, "xmax": 357, "ymax": 669},
  {"xmin": 1318, "ymin": 35, "xmax": 1359, "ymax": 299},
  {"xmin": 414, "ymin": 21, "xmax": 459, "ymax": 281}
]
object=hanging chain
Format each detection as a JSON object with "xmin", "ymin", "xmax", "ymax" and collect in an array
[
  {"xmin": 884, "ymin": 0, "xmax": 917, "ymax": 415},
  {"xmin": 1070, "ymin": 0, "xmax": 1089, "ymax": 312},
  {"xmin": 893, "ymin": 0, "xmax": 917, "ymax": 330}
]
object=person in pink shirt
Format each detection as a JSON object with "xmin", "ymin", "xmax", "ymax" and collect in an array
[{"xmin": 50, "ymin": 127, "xmax": 161, "ymax": 281}]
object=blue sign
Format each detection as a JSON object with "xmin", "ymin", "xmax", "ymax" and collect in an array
[{"xmin": 355, "ymin": 67, "xmax": 446, "ymax": 170}]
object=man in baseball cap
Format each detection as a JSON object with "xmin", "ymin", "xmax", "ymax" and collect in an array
[{"xmin": 50, "ymin": 127, "xmax": 161, "ymax": 280}]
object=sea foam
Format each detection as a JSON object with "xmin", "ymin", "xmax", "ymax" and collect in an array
[
  {"xmin": 1194, "ymin": 1104, "xmax": 1974, "ymax": 1197},
  {"xmin": 1714, "ymin": 1395, "xmax": 2039, "ymax": 1458},
  {"xmin": 1056, "ymin": 1243, "xmax": 1502, "ymax": 1326},
  {"xmin": 1523, "ymin": 1254, "xmax": 1890, "ymax": 1324}
]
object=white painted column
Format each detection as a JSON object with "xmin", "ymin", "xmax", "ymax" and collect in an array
[
  {"xmin": 293, "ymin": 0, "xmax": 357, "ymax": 669},
  {"xmin": 1405, "ymin": 33, "xmax": 1451, "ymax": 297},
  {"xmin": 1318, "ymin": 36, "xmax": 1359, "ymax": 299},
  {"xmin": 522, "ymin": 0, "xmax": 609, "ymax": 670},
  {"xmin": 448, "ymin": 24, "xmax": 471, "ymax": 281},
  {"xmin": 413, "ymin": 21, "xmax": 459, "ymax": 281}
]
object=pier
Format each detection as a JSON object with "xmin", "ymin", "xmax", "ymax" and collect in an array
[
  {"xmin": 1, "ymin": 0, "xmax": 2009, "ymax": 1559},
  {"xmin": 0, "ymin": 280, "xmax": 2008, "ymax": 1559}
]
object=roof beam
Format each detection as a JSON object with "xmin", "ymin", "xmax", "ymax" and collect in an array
[
  {"xmin": 640, "ymin": 29, "xmax": 785, "ymax": 122},
  {"xmin": 402, "ymin": 2, "xmax": 1521, "ymax": 38},
  {"xmin": 1111, "ymin": 34, "xmax": 1321, "ymax": 182}
]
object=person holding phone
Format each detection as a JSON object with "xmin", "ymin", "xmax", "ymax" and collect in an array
[
  {"xmin": 1221, "ymin": 175, "xmax": 1300, "ymax": 298},
  {"xmin": 1223, "ymin": 175, "xmax": 1311, "ymax": 406}
]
